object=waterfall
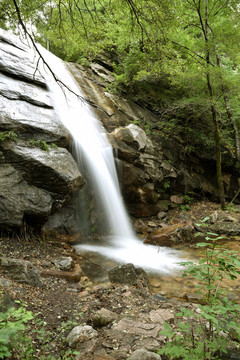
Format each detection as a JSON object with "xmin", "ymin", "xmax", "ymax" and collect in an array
[{"xmin": 38, "ymin": 46, "xmax": 184, "ymax": 273}]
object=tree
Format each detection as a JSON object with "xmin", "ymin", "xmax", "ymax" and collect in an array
[{"xmin": 171, "ymin": 0, "xmax": 240, "ymax": 209}]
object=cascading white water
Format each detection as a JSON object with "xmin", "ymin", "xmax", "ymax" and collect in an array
[{"xmin": 38, "ymin": 45, "xmax": 185, "ymax": 273}]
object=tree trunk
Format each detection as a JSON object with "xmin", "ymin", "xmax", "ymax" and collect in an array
[
  {"xmin": 223, "ymin": 93, "xmax": 240, "ymax": 162},
  {"xmin": 210, "ymin": 102, "xmax": 226, "ymax": 209},
  {"xmin": 205, "ymin": 71, "xmax": 225, "ymax": 209},
  {"xmin": 216, "ymin": 53, "xmax": 240, "ymax": 163},
  {"xmin": 203, "ymin": 0, "xmax": 225, "ymax": 209}
]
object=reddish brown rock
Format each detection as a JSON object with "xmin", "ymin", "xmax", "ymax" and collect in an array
[
  {"xmin": 41, "ymin": 264, "xmax": 83, "ymax": 282},
  {"xmin": 145, "ymin": 222, "xmax": 193, "ymax": 246}
]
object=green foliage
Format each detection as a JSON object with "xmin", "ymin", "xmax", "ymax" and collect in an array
[
  {"xmin": 180, "ymin": 204, "xmax": 191, "ymax": 211},
  {"xmin": 0, "ymin": 130, "xmax": 18, "ymax": 143},
  {"xmin": 29, "ymin": 139, "xmax": 49, "ymax": 152},
  {"xmin": 163, "ymin": 181, "xmax": 170, "ymax": 190},
  {"xmin": 158, "ymin": 234, "xmax": 240, "ymax": 360},
  {"xmin": 28, "ymin": 139, "xmax": 58, "ymax": 152},
  {"xmin": 0, "ymin": 303, "xmax": 33, "ymax": 359},
  {"xmin": 0, "ymin": 299, "xmax": 81, "ymax": 359},
  {"xmin": 225, "ymin": 202, "xmax": 240, "ymax": 213}
]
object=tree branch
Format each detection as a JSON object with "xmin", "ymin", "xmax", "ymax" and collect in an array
[{"xmin": 11, "ymin": 0, "xmax": 90, "ymax": 104}]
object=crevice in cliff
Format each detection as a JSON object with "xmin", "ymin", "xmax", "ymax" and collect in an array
[
  {"xmin": 0, "ymin": 37, "xmax": 27, "ymax": 52},
  {"xmin": 0, "ymin": 91, "xmax": 53, "ymax": 109},
  {"xmin": 0, "ymin": 69, "xmax": 47, "ymax": 89}
]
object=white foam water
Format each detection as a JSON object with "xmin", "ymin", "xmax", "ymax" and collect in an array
[{"xmin": 38, "ymin": 45, "xmax": 184, "ymax": 273}]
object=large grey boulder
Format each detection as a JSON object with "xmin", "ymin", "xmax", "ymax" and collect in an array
[
  {"xmin": 3, "ymin": 143, "xmax": 83, "ymax": 194},
  {"xmin": 0, "ymin": 164, "xmax": 52, "ymax": 230},
  {"xmin": 0, "ymin": 96, "xmax": 69, "ymax": 146},
  {"xmin": 110, "ymin": 124, "xmax": 177, "ymax": 217}
]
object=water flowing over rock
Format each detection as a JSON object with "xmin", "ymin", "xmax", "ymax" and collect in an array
[
  {"xmin": 0, "ymin": 29, "xmax": 84, "ymax": 232},
  {"xmin": 1, "ymin": 28, "xmax": 238, "ymax": 238},
  {"xmin": 68, "ymin": 61, "xmax": 180, "ymax": 217}
]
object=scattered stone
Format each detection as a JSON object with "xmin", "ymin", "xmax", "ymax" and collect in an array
[
  {"xmin": 67, "ymin": 325, "xmax": 98, "ymax": 353},
  {"xmin": 184, "ymin": 293, "xmax": 203, "ymax": 303},
  {"xmin": 209, "ymin": 211, "xmax": 219, "ymax": 224},
  {"xmin": 147, "ymin": 221, "xmax": 158, "ymax": 228},
  {"xmin": 117, "ymin": 345, "xmax": 132, "ymax": 359},
  {"xmin": 133, "ymin": 337, "xmax": 160, "ymax": 352},
  {"xmin": 152, "ymin": 294, "xmax": 168, "ymax": 302},
  {"xmin": 0, "ymin": 257, "xmax": 43, "ymax": 287},
  {"xmin": 77, "ymin": 354, "xmax": 115, "ymax": 360},
  {"xmin": 149, "ymin": 309, "xmax": 174, "ymax": 325},
  {"xmin": 218, "ymin": 349, "xmax": 240, "ymax": 360},
  {"xmin": 92, "ymin": 308, "xmax": 118, "ymax": 327},
  {"xmin": 157, "ymin": 200, "xmax": 171, "ymax": 212},
  {"xmin": 108, "ymin": 263, "xmax": 149, "ymax": 288},
  {"xmin": 133, "ymin": 219, "xmax": 152, "ymax": 233},
  {"xmin": 170, "ymin": 195, "xmax": 184, "ymax": 205},
  {"xmin": 127, "ymin": 348, "xmax": 162, "ymax": 360},
  {"xmin": 157, "ymin": 211, "xmax": 167, "ymax": 220},
  {"xmin": 208, "ymin": 221, "xmax": 240, "ymax": 236},
  {"xmin": 0, "ymin": 278, "xmax": 13, "ymax": 288},
  {"xmin": 52, "ymin": 257, "xmax": 74, "ymax": 271},
  {"xmin": 0, "ymin": 293, "xmax": 18, "ymax": 312}
]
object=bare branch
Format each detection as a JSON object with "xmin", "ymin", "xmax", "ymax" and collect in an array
[{"xmin": 11, "ymin": 0, "xmax": 92, "ymax": 105}]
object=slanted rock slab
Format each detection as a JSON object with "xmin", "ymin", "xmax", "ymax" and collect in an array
[
  {"xmin": 113, "ymin": 318, "xmax": 161, "ymax": 338},
  {"xmin": 0, "ymin": 257, "xmax": 42, "ymax": 287}
]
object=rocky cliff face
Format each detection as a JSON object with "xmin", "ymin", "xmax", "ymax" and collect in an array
[
  {"xmin": 0, "ymin": 29, "xmax": 239, "ymax": 235},
  {"xmin": 0, "ymin": 29, "xmax": 84, "ymax": 232},
  {"xmin": 67, "ymin": 60, "xmax": 240, "ymax": 216}
]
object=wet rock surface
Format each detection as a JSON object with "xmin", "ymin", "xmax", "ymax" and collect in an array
[
  {"xmin": 108, "ymin": 263, "xmax": 149, "ymax": 288},
  {"xmin": 0, "ymin": 29, "xmax": 84, "ymax": 232},
  {"xmin": 145, "ymin": 222, "xmax": 193, "ymax": 246}
]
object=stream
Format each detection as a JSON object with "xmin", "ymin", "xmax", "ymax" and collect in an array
[{"xmin": 76, "ymin": 239, "xmax": 240, "ymax": 302}]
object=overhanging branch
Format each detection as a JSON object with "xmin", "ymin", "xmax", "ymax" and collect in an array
[{"xmin": 11, "ymin": 0, "xmax": 90, "ymax": 104}]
